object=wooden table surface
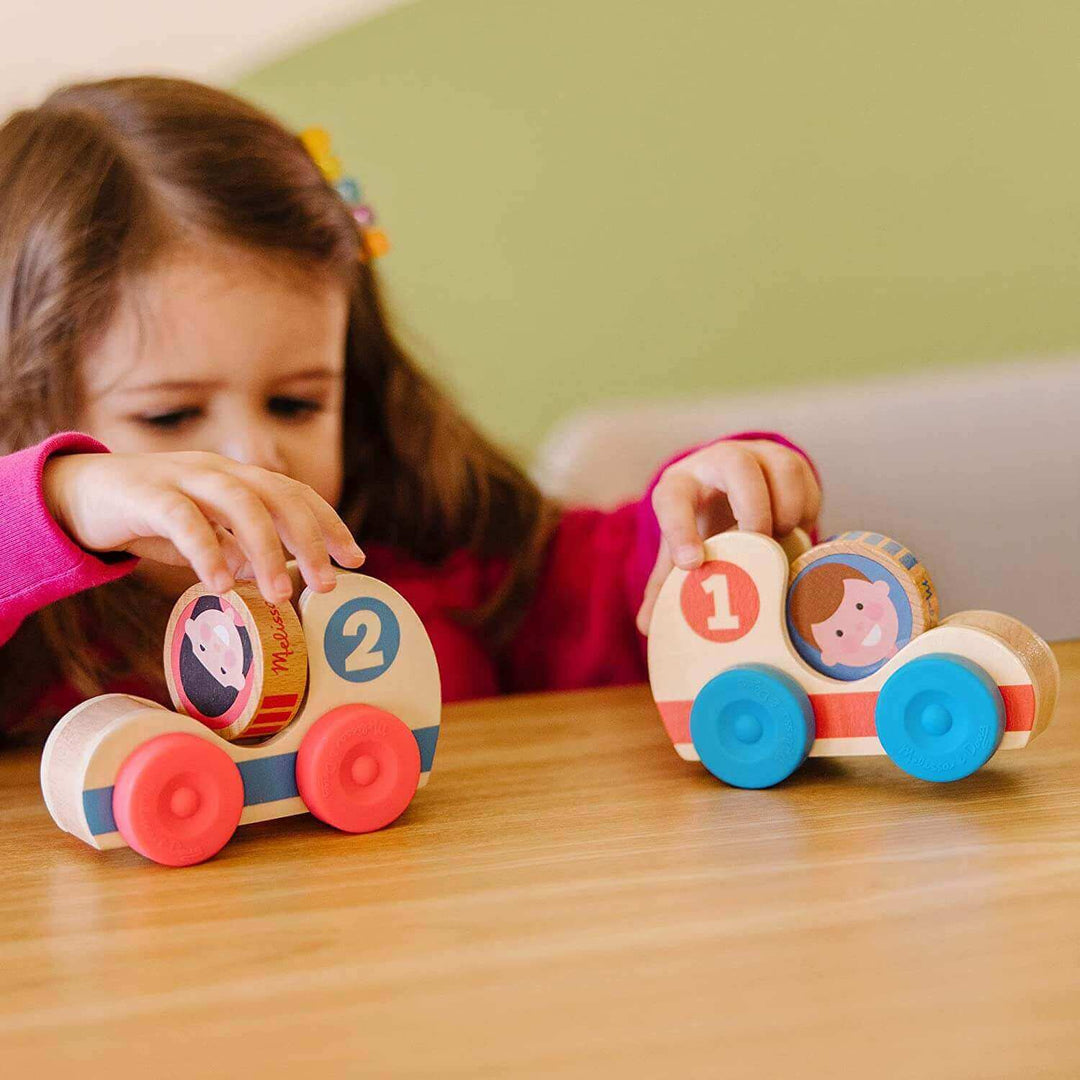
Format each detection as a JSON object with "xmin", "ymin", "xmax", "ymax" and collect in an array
[{"xmin": 2, "ymin": 641, "xmax": 1079, "ymax": 1078}]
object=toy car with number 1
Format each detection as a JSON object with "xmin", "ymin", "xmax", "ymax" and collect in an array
[{"xmin": 647, "ymin": 529, "xmax": 1058, "ymax": 788}]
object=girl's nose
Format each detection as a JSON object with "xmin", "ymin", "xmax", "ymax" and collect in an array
[{"xmin": 220, "ymin": 430, "xmax": 287, "ymax": 474}]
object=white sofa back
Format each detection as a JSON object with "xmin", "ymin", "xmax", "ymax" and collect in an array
[{"xmin": 533, "ymin": 358, "xmax": 1080, "ymax": 641}]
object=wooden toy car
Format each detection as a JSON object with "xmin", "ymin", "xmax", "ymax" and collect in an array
[
  {"xmin": 647, "ymin": 529, "xmax": 1059, "ymax": 788},
  {"xmin": 40, "ymin": 569, "xmax": 441, "ymax": 865}
]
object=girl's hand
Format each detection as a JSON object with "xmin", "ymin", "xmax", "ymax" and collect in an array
[
  {"xmin": 43, "ymin": 451, "xmax": 365, "ymax": 604},
  {"xmin": 636, "ymin": 440, "xmax": 821, "ymax": 635}
]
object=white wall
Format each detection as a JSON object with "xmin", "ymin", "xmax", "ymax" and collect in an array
[
  {"xmin": 0, "ymin": 0, "xmax": 407, "ymax": 116},
  {"xmin": 534, "ymin": 358, "xmax": 1080, "ymax": 642}
]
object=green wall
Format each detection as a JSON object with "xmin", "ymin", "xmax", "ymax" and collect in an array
[{"xmin": 237, "ymin": 1, "xmax": 1080, "ymax": 457}]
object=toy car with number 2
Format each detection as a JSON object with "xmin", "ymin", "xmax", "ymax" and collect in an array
[{"xmin": 40, "ymin": 568, "xmax": 440, "ymax": 866}]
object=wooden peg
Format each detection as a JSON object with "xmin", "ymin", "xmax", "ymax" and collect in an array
[
  {"xmin": 941, "ymin": 609, "xmax": 1060, "ymax": 740},
  {"xmin": 787, "ymin": 531, "xmax": 938, "ymax": 680},
  {"xmin": 163, "ymin": 581, "xmax": 308, "ymax": 741},
  {"xmin": 777, "ymin": 528, "xmax": 813, "ymax": 563}
]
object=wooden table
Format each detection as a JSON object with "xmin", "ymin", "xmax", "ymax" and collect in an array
[{"xmin": 3, "ymin": 641, "xmax": 1079, "ymax": 1078}]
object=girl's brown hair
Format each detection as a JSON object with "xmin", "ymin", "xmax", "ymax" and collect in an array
[
  {"xmin": 788, "ymin": 562, "xmax": 868, "ymax": 644},
  {"xmin": 0, "ymin": 76, "xmax": 557, "ymax": 736}
]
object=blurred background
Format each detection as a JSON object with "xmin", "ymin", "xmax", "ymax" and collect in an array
[{"xmin": 3, "ymin": 0, "xmax": 1078, "ymax": 636}]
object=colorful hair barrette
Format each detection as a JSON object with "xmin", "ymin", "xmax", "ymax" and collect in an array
[{"xmin": 300, "ymin": 127, "xmax": 390, "ymax": 262}]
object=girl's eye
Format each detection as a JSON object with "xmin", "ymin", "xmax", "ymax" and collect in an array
[
  {"xmin": 836, "ymin": 630, "xmax": 844, "ymax": 637},
  {"xmin": 269, "ymin": 396, "xmax": 321, "ymax": 420},
  {"xmin": 856, "ymin": 603, "xmax": 864, "ymax": 610},
  {"xmin": 137, "ymin": 407, "xmax": 201, "ymax": 430}
]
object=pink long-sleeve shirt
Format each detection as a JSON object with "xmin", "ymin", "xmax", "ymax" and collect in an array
[{"xmin": 0, "ymin": 430, "xmax": 813, "ymax": 724}]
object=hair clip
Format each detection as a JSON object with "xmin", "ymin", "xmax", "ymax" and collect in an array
[{"xmin": 300, "ymin": 127, "xmax": 389, "ymax": 262}]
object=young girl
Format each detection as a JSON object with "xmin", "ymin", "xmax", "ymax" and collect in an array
[{"xmin": 0, "ymin": 77, "xmax": 820, "ymax": 739}]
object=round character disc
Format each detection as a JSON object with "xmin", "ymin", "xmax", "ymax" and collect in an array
[
  {"xmin": 164, "ymin": 581, "xmax": 308, "ymax": 741},
  {"xmin": 786, "ymin": 531, "xmax": 938, "ymax": 680}
]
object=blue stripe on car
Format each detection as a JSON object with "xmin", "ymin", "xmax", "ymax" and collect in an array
[
  {"xmin": 82, "ymin": 787, "xmax": 116, "ymax": 837},
  {"xmin": 412, "ymin": 725, "xmax": 439, "ymax": 772},
  {"xmin": 237, "ymin": 753, "xmax": 298, "ymax": 804}
]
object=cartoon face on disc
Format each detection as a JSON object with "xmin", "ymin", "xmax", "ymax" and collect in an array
[
  {"xmin": 165, "ymin": 580, "xmax": 309, "ymax": 741},
  {"xmin": 787, "ymin": 554, "xmax": 917, "ymax": 680},
  {"xmin": 805, "ymin": 570, "xmax": 899, "ymax": 669},
  {"xmin": 185, "ymin": 605, "xmax": 247, "ymax": 691},
  {"xmin": 173, "ymin": 595, "xmax": 255, "ymax": 725}
]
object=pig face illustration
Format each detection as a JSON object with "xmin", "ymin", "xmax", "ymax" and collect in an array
[{"xmin": 184, "ymin": 607, "xmax": 247, "ymax": 692}]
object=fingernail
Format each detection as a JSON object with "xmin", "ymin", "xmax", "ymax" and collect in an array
[
  {"xmin": 273, "ymin": 573, "xmax": 292, "ymax": 599},
  {"xmin": 214, "ymin": 572, "xmax": 234, "ymax": 593},
  {"xmin": 675, "ymin": 544, "xmax": 702, "ymax": 567},
  {"xmin": 319, "ymin": 567, "xmax": 338, "ymax": 588}
]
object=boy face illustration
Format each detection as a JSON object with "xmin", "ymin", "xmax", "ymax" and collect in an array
[
  {"xmin": 812, "ymin": 577, "xmax": 899, "ymax": 669},
  {"xmin": 184, "ymin": 608, "xmax": 247, "ymax": 692}
]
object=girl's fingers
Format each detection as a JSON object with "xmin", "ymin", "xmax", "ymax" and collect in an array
[
  {"xmin": 242, "ymin": 469, "xmax": 364, "ymax": 582},
  {"xmin": 126, "ymin": 531, "xmax": 245, "ymax": 590},
  {"xmin": 291, "ymin": 483, "xmax": 365, "ymax": 569},
  {"xmin": 797, "ymin": 455, "xmax": 823, "ymax": 531},
  {"xmin": 125, "ymin": 536, "xmax": 192, "ymax": 567},
  {"xmin": 637, "ymin": 541, "xmax": 675, "ymax": 635},
  {"xmin": 213, "ymin": 524, "xmax": 253, "ymax": 582},
  {"xmin": 643, "ymin": 442, "xmax": 820, "ymax": 636},
  {"xmin": 653, "ymin": 445, "xmax": 773, "ymax": 572},
  {"xmin": 257, "ymin": 484, "xmax": 336, "ymax": 594},
  {"xmin": 651, "ymin": 472, "xmax": 705, "ymax": 570},
  {"xmin": 115, "ymin": 456, "xmax": 365, "ymax": 602},
  {"xmin": 143, "ymin": 491, "xmax": 233, "ymax": 592},
  {"xmin": 688, "ymin": 446, "xmax": 773, "ymax": 537},
  {"xmin": 179, "ymin": 473, "xmax": 291, "ymax": 603},
  {"xmin": 750, "ymin": 442, "xmax": 813, "ymax": 537}
]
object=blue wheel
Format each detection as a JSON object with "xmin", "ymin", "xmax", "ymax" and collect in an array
[
  {"xmin": 689, "ymin": 665, "xmax": 815, "ymax": 789},
  {"xmin": 875, "ymin": 654, "xmax": 1004, "ymax": 782}
]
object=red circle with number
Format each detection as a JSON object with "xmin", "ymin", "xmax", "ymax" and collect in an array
[{"xmin": 680, "ymin": 561, "xmax": 760, "ymax": 643}]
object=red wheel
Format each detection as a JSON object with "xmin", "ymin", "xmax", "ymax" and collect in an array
[
  {"xmin": 112, "ymin": 733, "xmax": 244, "ymax": 867},
  {"xmin": 296, "ymin": 705, "xmax": 420, "ymax": 834}
]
